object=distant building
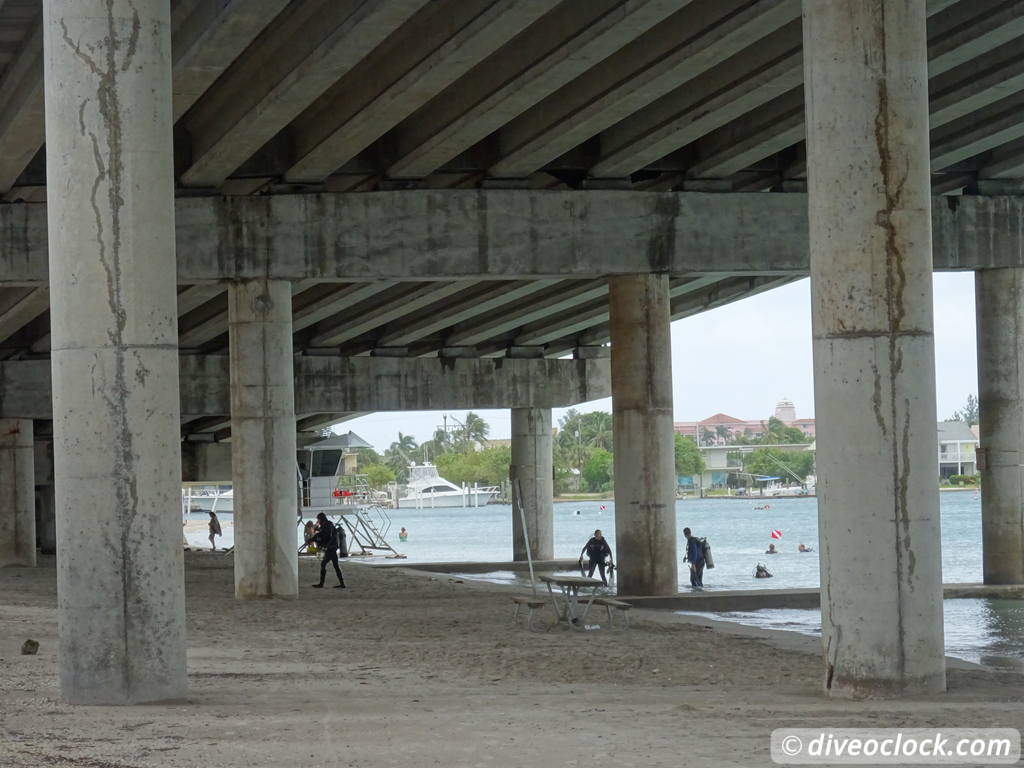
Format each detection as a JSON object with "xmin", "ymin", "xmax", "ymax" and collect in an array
[
  {"xmin": 674, "ymin": 397, "xmax": 816, "ymax": 444},
  {"xmin": 937, "ymin": 420, "xmax": 978, "ymax": 478}
]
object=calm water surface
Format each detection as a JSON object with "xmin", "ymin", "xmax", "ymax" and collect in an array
[{"xmin": 184, "ymin": 491, "xmax": 1022, "ymax": 665}]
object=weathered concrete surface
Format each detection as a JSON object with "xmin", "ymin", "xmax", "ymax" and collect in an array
[
  {"xmin": 35, "ymin": 483, "xmax": 56, "ymax": 555},
  {"xmin": 511, "ymin": 408, "xmax": 554, "ymax": 562},
  {"xmin": 609, "ymin": 275, "xmax": 676, "ymax": 597},
  {"xmin": 33, "ymin": 438, "xmax": 55, "ymax": 554},
  {"xmin": 2, "ymin": 193, "xmax": 1024, "ymax": 284},
  {"xmin": 293, "ymin": 356, "xmax": 610, "ymax": 415},
  {"xmin": 976, "ymin": 268, "xmax": 1024, "ymax": 584},
  {"xmin": 229, "ymin": 279, "xmax": 298, "ymax": 599},
  {"xmin": 804, "ymin": 0, "xmax": 945, "ymax": 698},
  {"xmin": 0, "ymin": 356, "xmax": 610, "ymax": 418},
  {"xmin": 181, "ymin": 441, "xmax": 232, "ymax": 484},
  {"xmin": 44, "ymin": 0, "xmax": 187, "ymax": 704},
  {"xmin": 0, "ymin": 419, "xmax": 34, "ymax": 566}
]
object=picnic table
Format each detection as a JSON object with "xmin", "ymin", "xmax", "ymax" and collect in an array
[{"xmin": 538, "ymin": 573, "xmax": 604, "ymax": 628}]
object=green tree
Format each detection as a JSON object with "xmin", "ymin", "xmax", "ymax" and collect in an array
[
  {"xmin": 582, "ymin": 449, "xmax": 613, "ymax": 492},
  {"xmin": 744, "ymin": 448, "xmax": 815, "ymax": 482},
  {"xmin": 353, "ymin": 447, "xmax": 383, "ymax": 467},
  {"xmin": 949, "ymin": 394, "xmax": 979, "ymax": 426},
  {"xmin": 384, "ymin": 432, "xmax": 418, "ymax": 482},
  {"xmin": 674, "ymin": 433, "xmax": 705, "ymax": 477},
  {"xmin": 362, "ymin": 463, "xmax": 396, "ymax": 488}
]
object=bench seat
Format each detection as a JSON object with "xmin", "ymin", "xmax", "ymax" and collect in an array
[
  {"xmin": 591, "ymin": 597, "xmax": 632, "ymax": 628},
  {"xmin": 511, "ymin": 595, "xmax": 548, "ymax": 631}
]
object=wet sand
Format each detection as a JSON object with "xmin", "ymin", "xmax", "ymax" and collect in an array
[{"xmin": 1, "ymin": 553, "xmax": 1022, "ymax": 767}]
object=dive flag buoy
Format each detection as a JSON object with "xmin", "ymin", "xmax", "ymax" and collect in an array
[{"xmin": 770, "ymin": 529, "xmax": 783, "ymax": 539}]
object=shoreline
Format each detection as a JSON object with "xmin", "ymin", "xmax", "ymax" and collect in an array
[{"xmin": 2, "ymin": 554, "xmax": 1021, "ymax": 766}]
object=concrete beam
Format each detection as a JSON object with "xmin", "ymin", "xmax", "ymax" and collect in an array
[
  {"xmin": 3, "ymin": 192, "xmax": 1024, "ymax": 284},
  {"xmin": 0, "ymin": 355, "xmax": 609, "ymax": 419},
  {"xmin": 689, "ymin": 0, "xmax": 1022, "ymax": 178},
  {"xmin": 171, "ymin": 0, "xmax": 290, "ymax": 121},
  {"xmin": 0, "ymin": 9, "xmax": 42, "ymax": 194},
  {"xmin": 284, "ymin": 0, "xmax": 559, "ymax": 182},
  {"xmin": 293, "ymin": 356, "xmax": 611, "ymax": 412},
  {"xmin": 180, "ymin": 0, "xmax": 428, "ymax": 187},
  {"xmin": 387, "ymin": 0, "xmax": 679, "ymax": 178},
  {"xmin": 591, "ymin": 20, "xmax": 802, "ymax": 178},
  {"xmin": 490, "ymin": 0, "xmax": 799, "ymax": 177}
]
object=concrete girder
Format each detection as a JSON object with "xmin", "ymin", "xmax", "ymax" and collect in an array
[
  {"xmin": 932, "ymin": 90, "xmax": 1024, "ymax": 171},
  {"xmin": 386, "ymin": 0, "xmax": 680, "ymax": 179},
  {"xmin": 377, "ymin": 279, "xmax": 561, "ymax": 347},
  {"xmin": 180, "ymin": 0, "xmax": 429, "ymax": 188},
  {"xmin": 928, "ymin": 0, "xmax": 1024, "ymax": 75},
  {"xmin": 930, "ymin": 39, "xmax": 1024, "ymax": 128},
  {"xmin": 542, "ymin": 275, "xmax": 739, "ymax": 356},
  {"xmin": 591, "ymin": 20, "xmax": 802, "ymax": 178},
  {"xmin": 0, "ymin": 355, "xmax": 610, "ymax": 418},
  {"xmin": 295, "ymin": 413, "xmax": 368, "ymax": 433},
  {"xmin": 283, "ymin": 0, "xmax": 560, "ymax": 183},
  {"xmin": 171, "ymin": 0, "xmax": 291, "ymax": 121},
  {"xmin": 517, "ymin": 275, "xmax": 724, "ymax": 348},
  {"xmin": 0, "ymin": 8, "xmax": 41, "ymax": 194},
  {"xmin": 446, "ymin": 280, "xmax": 609, "ymax": 347},
  {"xmin": 176, "ymin": 284, "xmax": 226, "ymax": 317},
  {"xmin": 981, "ymin": 135, "xmax": 1024, "ymax": 178},
  {"xmin": 178, "ymin": 279, "xmax": 310, "ymax": 349},
  {"xmin": 0, "ymin": 286, "xmax": 46, "ymax": 344},
  {"xmin": 688, "ymin": 0, "xmax": 1019, "ymax": 179},
  {"xmin": 307, "ymin": 281, "xmax": 471, "ymax": 347},
  {"xmin": 2, "ymin": 192, "xmax": 1024, "ymax": 284},
  {"xmin": 292, "ymin": 281, "xmax": 397, "ymax": 333},
  {"xmin": 489, "ymin": 0, "xmax": 800, "ymax": 178}
]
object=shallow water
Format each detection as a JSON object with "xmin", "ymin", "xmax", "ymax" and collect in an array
[
  {"xmin": 187, "ymin": 491, "xmax": 985, "ymax": 590},
  {"xmin": 186, "ymin": 492, "xmax": 1020, "ymax": 666},
  {"xmin": 679, "ymin": 598, "xmax": 1024, "ymax": 667}
]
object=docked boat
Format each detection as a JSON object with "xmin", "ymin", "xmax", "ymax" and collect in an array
[
  {"xmin": 399, "ymin": 462, "xmax": 499, "ymax": 508},
  {"xmin": 183, "ymin": 485, "xmax": 233, "ymax": 512}
]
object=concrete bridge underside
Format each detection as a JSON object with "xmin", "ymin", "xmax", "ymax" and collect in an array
[{"xmin": 0, "ymin": 0, "xmax": 1020, "ymax": 705}]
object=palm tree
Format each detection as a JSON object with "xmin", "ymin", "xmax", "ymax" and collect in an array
[
  {"xmin": 463, "ymin": 412, "xmax": 490, "ymax": 449},
  {"xmin": 582, "ymin": 411, "xmax": 613, "ymax": 451},
  {"xmin": 699, "ymin": 426, "xmax": 715, "ymax": 446},
  {"xmin": 715, "ymin": 424, "xmax": 732, "ymax": 445}
]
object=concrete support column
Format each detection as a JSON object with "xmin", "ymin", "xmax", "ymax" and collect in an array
[
  {"xmin": 804, "ymin": 0, "xmax": 945, "ymax": 697},
  {"xmin": 0, "ymin": 420, "xmax": 35, "ymax": 566},
  {"xmin": 36, "ymin": 484, "xmax": 57, "ymax": 555},
  {"xmin": 229, "ymin": 279, "xmax": 298, "ymax": 599},
  {"xmin": 609, "ymin": 274, "xmax": 676, "ymax": 596},
  {"xmin": 511, "ymin": 407, "xmax": 553, "ymax": 561},
  {"xmin": 976, "ymin": 268, "xmax": 1024, "ymax": 584},
  {"xmin": 43, "ymin": 0, "xmax": 186, "ymax": 703}
]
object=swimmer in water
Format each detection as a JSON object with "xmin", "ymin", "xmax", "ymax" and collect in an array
[
  {"xmin": 399, "ymin": 527, "xmax": 408, "ymax": 542},
  {"xmin": 766, "ymin": 543, "xmax": 778, "ymax": 555}
]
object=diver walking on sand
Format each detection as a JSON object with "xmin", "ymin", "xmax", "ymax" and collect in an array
[{"xmin": 310, "ymin": 512, "xmax": 346, "ymax": 589}]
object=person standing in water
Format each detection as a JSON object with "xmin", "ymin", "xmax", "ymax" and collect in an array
[
  {"xmin": 399, "ymin": 527, "xmax": 408, "ymax": 542},
  {"xmin": 579, "ymin": 529, "xmax": 614, "ymax": 585},
  {"xmin": 208, "ymin": 510, "xmax": 222, "ymax": 552}
]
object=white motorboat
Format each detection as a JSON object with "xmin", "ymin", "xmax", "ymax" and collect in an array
[
  {"xmin": 183, "ymin": 485, "xmax": 233, "ymax": 512},
  {"xmin": 399, "ymin": 462, "xmax": 499, "ymax": 508}
]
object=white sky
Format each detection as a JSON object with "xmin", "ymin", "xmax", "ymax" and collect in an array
[{"xmin": 338, "ymin": 273, "xmax": 979, "ymax": 452}]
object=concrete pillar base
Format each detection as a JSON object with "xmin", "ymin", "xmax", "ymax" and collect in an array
[
  {"xmin": 511, "ymin": 407, "xmax": 554, "ymax": 561},
  {"xmin": 976, "ymin": 268, "xmax": 1024, "ymax": 584},
  {"xmin": 229, "ymin": 279, "xmax": 299, "ymax": 599},
  {"xmin": 0, "ymin": 419, "xmax": 35, "ymax": 567},
  {"xmin": 609, "ymin": 274, "xmax": 677, "ymax": 596}
]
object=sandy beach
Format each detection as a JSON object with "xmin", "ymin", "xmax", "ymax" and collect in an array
[{"xmin": 1, "ymin": 554, "xmax": 1022, "ymax": 767}]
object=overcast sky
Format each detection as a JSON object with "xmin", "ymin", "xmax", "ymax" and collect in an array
[{"xmin": 339, "ymin": 273, "xmax": 979, "ymax": 453}]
